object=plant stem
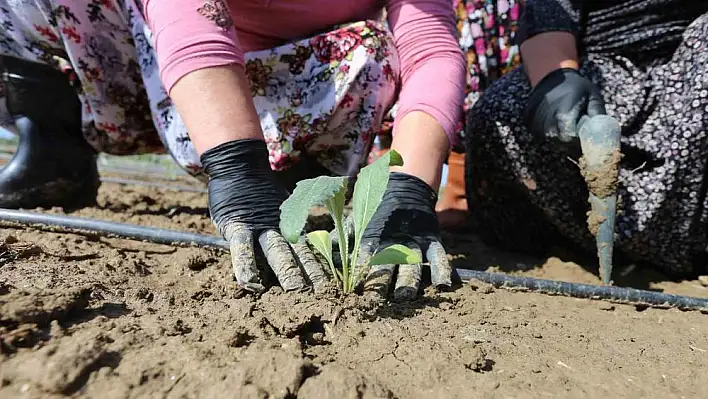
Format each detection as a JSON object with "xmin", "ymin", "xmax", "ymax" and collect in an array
[
  {"xmin": 323, "ymin": 251, "xmax": 340, "ymax": 287},
  {"xmin": 327, "ymin": 198, "xmax": 349, "ymax": 290},
  {"xmin": 348, "ymin": 237, "xmax": 362, "ymax": 294}
]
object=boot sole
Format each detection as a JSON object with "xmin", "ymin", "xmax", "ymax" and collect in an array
[{"xmin": 0, "ymin": 178, "xmax": 100, "ymax": 211}]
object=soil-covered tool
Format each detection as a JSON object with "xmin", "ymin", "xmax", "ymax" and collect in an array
[{"xmin": 577, "ymin": 115, "xmax": 622, "ymax": 285}]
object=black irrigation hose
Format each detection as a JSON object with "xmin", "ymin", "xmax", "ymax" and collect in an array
[
  {"xmin": 0, "ymin": 208, "xmax": 225, "ymax": 249},
  {"xmin": 0, "ymin": 208, "xmax": 706, "ymax": 312},
  {"xmin": 456, "ymin": 269, "xmax": 708, "ymax": 312}
]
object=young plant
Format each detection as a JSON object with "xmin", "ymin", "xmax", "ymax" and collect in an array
[{"xmin": 279, "ymin": 150, "xmax": 421, "ymax": 293}]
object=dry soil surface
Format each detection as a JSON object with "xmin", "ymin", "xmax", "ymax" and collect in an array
[{"xmin": 1, "ymin": 179, "xmax": 707, "ymax": 399}]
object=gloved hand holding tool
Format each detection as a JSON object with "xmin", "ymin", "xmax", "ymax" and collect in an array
[
  {"xmin": 356, "ymin": 172, "xmax": 452, "ymax": 299},
  {"xmin": 526, "ymin": 67, "xmax": 622, "ymax": 285},
  {"xmin": 200, "ymin": 139, "xmax": 328, "ymax": 293},
  {"xmin": 525, "ymin": 67, "xmax": 606, "ymax": 143}
]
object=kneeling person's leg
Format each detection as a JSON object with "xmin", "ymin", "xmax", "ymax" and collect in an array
[
  {"xmin": 464, "ymin": 67, "xmax": 581, "ymax": 254},
  {"xmin": 0, "ymin": 56, "xmax": 99, "ymax": 209}
]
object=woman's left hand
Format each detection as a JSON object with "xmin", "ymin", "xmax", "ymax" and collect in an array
[
  {"xmin": 201, "ymin": 139, "xmax": 329, "ymax": 294},
  {"xmin": 355, "ymin": 172, "xmax": 452, "ymax": 300}
]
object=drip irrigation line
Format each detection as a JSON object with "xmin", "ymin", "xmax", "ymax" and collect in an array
[
  {"xmin": 455, "ymin": 269, "xmax": 708, "ymax": 312},
  {"xmin": 0, "ymin": 208, "xmax": 706, "ymax": 313},
  {"xmin": 0, "ymin": 208, "xmax": 224, "ymax": 249}
]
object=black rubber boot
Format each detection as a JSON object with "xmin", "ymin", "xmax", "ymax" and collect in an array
[{"xmin": 0, "ymin": 56, "xmax": 100, "ymax": 209}]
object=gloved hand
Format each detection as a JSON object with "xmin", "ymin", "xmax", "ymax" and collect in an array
[
  {"xmin": 525, "ymin": 67, "xmax": 606, "ymax": 143},
  {"xmin": 200, "ymin": 139, "xmax": 328, "ymax": 293},
  {"xmin": 355, "ymin": 172, "xmax": 452, "ymax": 300}
]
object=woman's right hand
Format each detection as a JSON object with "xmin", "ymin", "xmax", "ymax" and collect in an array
[{"xmin": 200, "ymin": 139, "xmax": 329, "ymax": 293}]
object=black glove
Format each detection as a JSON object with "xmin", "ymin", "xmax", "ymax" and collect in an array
[
  {"xmin": 525, "ymin": 68, "xmax": 606, "ymax": 143},
  {"xmin": 201, "ymin": 139, "xmax": 327, "ymax": 293},
  {"xmin": 355, "ymin": 172, "xmax": 452, "ymax": 300}
]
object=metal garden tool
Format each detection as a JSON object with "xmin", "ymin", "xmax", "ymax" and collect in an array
[{"xmin": 576, "ymin": 114, "xmax": 622, "ymax": 285}]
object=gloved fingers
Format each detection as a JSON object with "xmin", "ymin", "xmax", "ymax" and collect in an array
[
  {"xmin": 351, "ymin": 238, "xmax": 378, "ymax": 290},
  {"xmin": 426, "ymin": 240, "xmax": 452, "ymax": 289},
  {"xmin": 529, "ymin": 105, "xmax": 561, "ymax": 140},
  {"xmin": 586, "ymin": 89, "xmax": 607, "ymax": 117},
  {"xmin": 291, "ymin": 239, "xmax": 330, "ymax": 293},
  {"xmin": 307, "ymin": 244, "xmax": 335, "ymax": 279},
  {"xmin": 393, "ymin": 263, "xmax": 422, "ymax": 300},
  {"xmin": 258, "ymin": 230, "xmax": 308, "ymax": 292},
  {"xmin": 363, "ymin": 263, "xmax": 396, "ymax": 298},
  {"xmin": 560, "ymin": 89, "xmax": 607, "ymax": 141},
  {"xmin": 524, "ymin": 85, "xmax": 557, "ymax": 139},
  {"xmin": 393, "ymin": 245, "xmax": 423, "ymax": 301},
  {"xmin": 556, "ymin": 102, "xmax": 584, "ymax": 143},
  {"xmin": 222, "ymin": 222, "xmax": 265, "ymax": 293},
  {"xmin": 354, "ymin": 235, "xmax": 379, "ymax": 269}
]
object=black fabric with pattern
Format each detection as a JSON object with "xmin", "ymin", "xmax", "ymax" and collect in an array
[{"xmin": 467, "ymin": 12, "xmax": 708, "ymax": 276}]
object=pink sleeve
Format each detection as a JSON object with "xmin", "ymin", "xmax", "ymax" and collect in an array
[
  {"xmin": 143, "ymin": 0, "xmax": 244, "ymax": 94},
  {"xmin": 386, "ymin": 0, "xmax": 466, "ymax": 147}
]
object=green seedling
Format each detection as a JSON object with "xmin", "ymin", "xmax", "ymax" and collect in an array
[{"xmin": 279, "ymin": 150, "xmax": 421, "ymax": 293}]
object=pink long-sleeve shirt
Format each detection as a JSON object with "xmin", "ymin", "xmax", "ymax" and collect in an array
[{"xmin": 143, "ymin": 0, "xmax": 465, "ymax": 144}]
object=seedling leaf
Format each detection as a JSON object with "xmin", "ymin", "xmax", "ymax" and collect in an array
[
  {"xmin": 348, "ymin": 150, "xmax": 403, "ymax": 288},
  {"xmin": 279, "ymin": 176, "xmax": 348, "ymax": 243},
  {"xmin": 351, "ymin": 150, "xmax": 403, "ymax": 237},
  {"xmin": 278, "ymin": 150, "xmax": 409, "ymax": 295},
  {"xmin": 326, "ymin": 182, "xmax": 349, "ymax": 287},
  {"xmin": 369, "ymin": 244, "xmax": 422, "ymax": 266},
  {"xmin": 306, "ymin": 230, "xmax": 336, "ymax": 277}
]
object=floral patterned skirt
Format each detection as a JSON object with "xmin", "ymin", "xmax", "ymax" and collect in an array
[{"xmin": 0, "ymin": 1, "xmax": 398, "ymax": 179}]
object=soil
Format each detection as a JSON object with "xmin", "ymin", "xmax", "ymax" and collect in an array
[
  {"xmin": 579, "ymin": 149, "xmax": 622, "ymax": 240},
  {"xmin": 1, "ymin": 179, "xmax": 707, "ymax": 399},
  {"xmin": 579, "ymin": 150, "xmax": 622, "ymax": 199}
]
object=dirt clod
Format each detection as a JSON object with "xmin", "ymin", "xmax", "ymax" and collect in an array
[
  {"xmin": 227, "ymin": 326, "xmax": 256, "ymax": 348},
  {"xmin": 579, "ymin": 150, "xmax": 622, "ymax": 198},
  {"xmin": 298, "ymin": 364, "xmax": 393, "ymax": 399},
  {"xmin": 586, "ymin": 210, "xmax": 606, "ymax": 236},
  {"xmin": 468, "ymin": 279, "xmax": 495, "ymax": 294},
  {"xmin": 0, "ymin": 286, "xmax": 92, "ymax": 327},
  {"xmin": 176, "ymin": 248, "xmax": 216, "ymax": 271},
  {"xmin": 238, "ymin": 344, "xmax": 313, "ymax": 399},
  {"xmin": 699, "ymin": 275, "xmax": 708, "ymax": 287},
  {"xmin": 1, "ymin": 330, "xmax": 112, "ymax": 394},
  {"xmin": 464, "ymin": 345, "xmax": 491, "ymax": 372}
]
